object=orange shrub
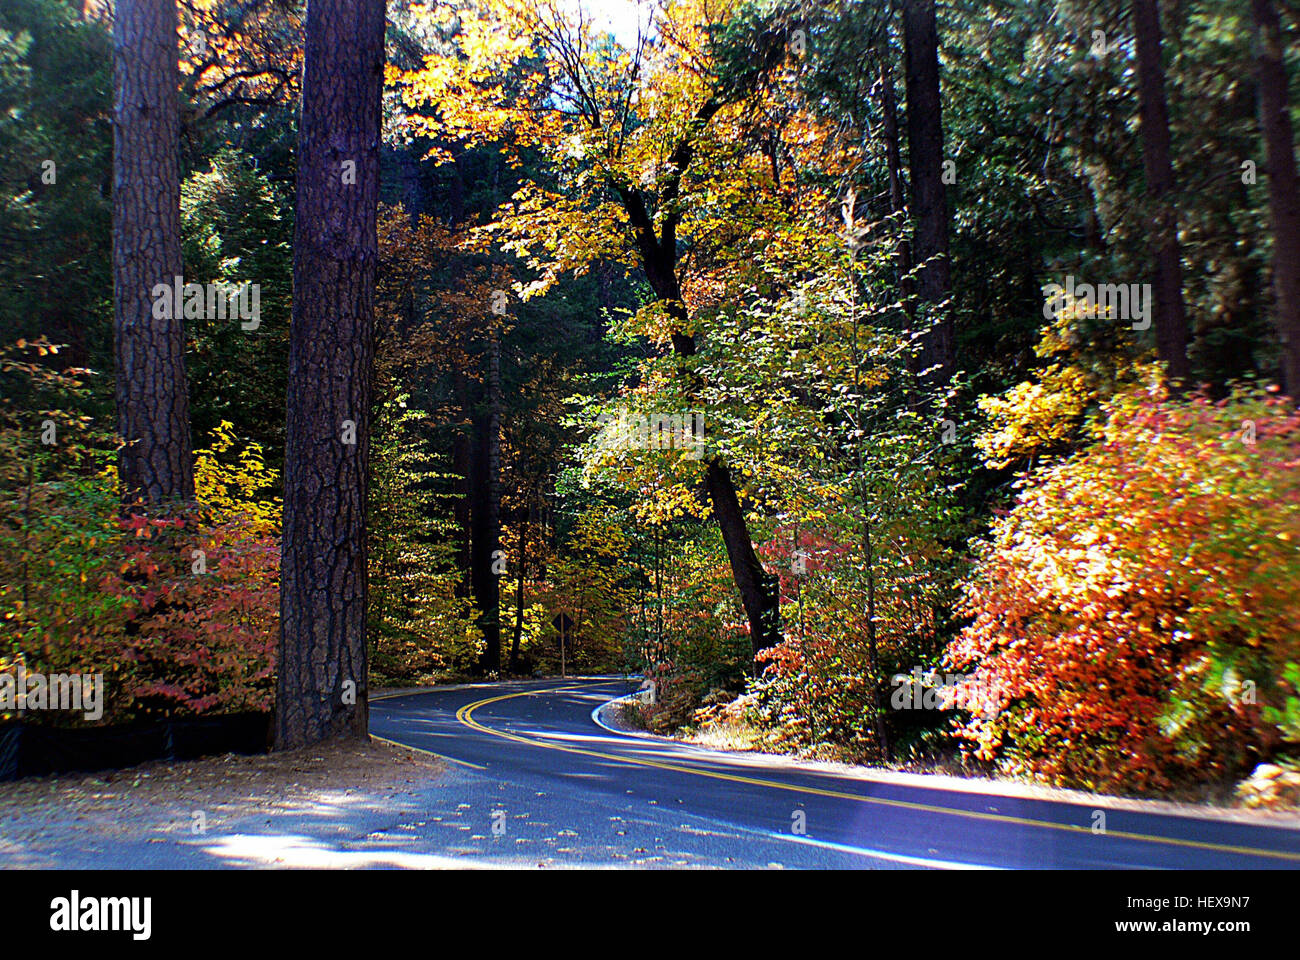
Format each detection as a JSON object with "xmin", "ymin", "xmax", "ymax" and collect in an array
[{"xmin": 948, "ymin": 384, "xmax": 1300, "ymax": 791}]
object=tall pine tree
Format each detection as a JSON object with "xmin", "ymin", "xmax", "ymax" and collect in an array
[
  {"xmin": 112, "ymin": 0, "xmax": 193, "ymax": 504},
  {"xmin": 276, "ymin": 0, "xmax": 386, "ymax": 749}
]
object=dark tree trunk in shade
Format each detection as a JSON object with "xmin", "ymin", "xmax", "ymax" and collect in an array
[
  {"xmin": 471, "ymin": 330, "xmax": 502, "ymax": 674},
  {"xmin": 112, "ymin": 0, "xmax": 194, "ymax": 505},
  {"xmin": 1251, "ymin": 0, "xmax": 1300, "ymax": 399},
  {"xmin": 901, "ymin": 0, "xmax": 954, "ymax": 386},
  {"xmin": 879, "ymin": 60, "xmax": 914, "ymax": 317},
  {"xmin": 275, "ymin": 0, "xmax": 385, "ymax": 750},
  {"xmin": 1132, "ymin": 0, "xmax": 1192, "ymax": 385},
  {"xmin": 704, "ymin": 459, "xmax": 781, "ymax": 657},
  {"xmin": 509, "ymin": 497, "xmax": 529, "ymax": 673},
  {"xmin": 453, "ymin": 371, "xmax": 472, "ymax": 600}
]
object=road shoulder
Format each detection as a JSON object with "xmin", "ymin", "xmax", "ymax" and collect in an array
[{"xmin": 590, "ymin": 692, "xmax": 1300, "ymax": 830}]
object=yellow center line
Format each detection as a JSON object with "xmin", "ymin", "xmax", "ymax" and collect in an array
[{"xmin": 455, "ymin": 683, "xmax": 1300, "ymax": 865}]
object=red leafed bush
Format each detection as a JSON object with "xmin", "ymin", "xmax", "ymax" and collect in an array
[
  {"xmin": 1, "ymin": 377, "xmax": 280, "ymax": 724},
  {"xmin": 112, "ymin": 511, "xmax": 278, "ymax": 718},
  {"xmin": 948, "ymin": 384, "xmax": 1300, "ymax": 792}
]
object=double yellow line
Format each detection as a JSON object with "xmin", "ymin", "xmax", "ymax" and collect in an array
[
  {"xmin": 369, "ymin": 688, "xmax": 488, "ymax": 769},
  {"xmin": 453, "ymin": 682, "xmax": 1300, "ymax": 865}
]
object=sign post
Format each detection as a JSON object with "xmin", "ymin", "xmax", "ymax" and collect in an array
[{"xmin": 551, "ymin": 612, "xmax": 575, "ymax": 678}]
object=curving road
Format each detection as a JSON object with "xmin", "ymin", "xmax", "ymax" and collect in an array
[{"xmin": 370, "ymin": 677, "xmax": 1300, "ymax": 869}]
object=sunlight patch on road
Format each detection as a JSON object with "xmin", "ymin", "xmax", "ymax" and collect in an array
[{"xmin": 199, "ymin": 833, "xmax": 498, "ymax": 869}]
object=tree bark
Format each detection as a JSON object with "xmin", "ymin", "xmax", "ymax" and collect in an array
[
  {"xmin": 112, "ymin": 0, "xmax": 194, "ymax": 505},
  {"xmin": 275, "ymin": 0, "xmax": 385, "ymax": 750},
  {"xmin": 878, "ymin": 60, "xmax": 914, "ymax": 319},
  {"xmin": 901, "ymin": 0, "xmax": 954, "ymax": 387},
  {"xmin": 472, "ymin": 329, "xmax": 502, "ymax": 673},
  {"xmin": 509, "ymin": 496, "xmax": 528, "ymax": 673},
  {"xmin": 704, "ymin": 461, "xmax": 780, "ymax": 657},
  {"xmin": 1132, "ymin": 0, "xmax": 1192, "ymax": 385},
  {"xmin": 453, "ymin": 370, "xmax": 472, "ymax": 599},
  {"xmin": 1251, "ymin": 0, "xmax": 1300, "ymax": 399}
]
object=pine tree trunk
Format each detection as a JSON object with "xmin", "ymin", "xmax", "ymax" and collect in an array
[
  {"xmin": 112, "ymin": 0, "xmax": 194, "ymax": 505},
  {"xmin": 1251, "ymin": 0, "xmax": 1300, "ymax": 399},
  {"xmin": 901, "ymin": 0, "xmax": 954, "ymax": 386},
  {"xmin": 879, "ymin": 60, "xmax": 914, "ymax": 318},
  {"xmin": 453, "ymin": 371, "xmax": 472, "ymax": 600},
  {"xmin": 275, "ymin": 0, "xmax": 386, "ymax": 750},
  {"xmin": 472, "ymin": 330, "xmax": 502, "ymax": 674},
  {"xmin": 509, "ymin": 500, "xmax": 527, "ymax": 673},
  {"xmin": 1132, "ymin": 0, "xmax": 1192, "ymax": 385}
]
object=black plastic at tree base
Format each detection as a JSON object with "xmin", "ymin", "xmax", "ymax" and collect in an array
[{"xmin": 0, "ymin": 712, "xmax": 272, "ymax": 781}]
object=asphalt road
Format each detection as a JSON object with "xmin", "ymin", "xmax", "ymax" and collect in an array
[{"xmin": 369, "ymin": 677, "xmax": 1300, "ymax": 869}]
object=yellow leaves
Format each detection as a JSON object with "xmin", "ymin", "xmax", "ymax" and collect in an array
[
  {"xmin": 629, "ymin": 479, "xmax": 704, "ymax": 527},
  {"xmin": 11, "ymin": 336, "xmax": 58, "ymax": 357},
  {"xmin": 494, "ymin": 184, "xmax": 632, "ymax": 296},
  {"xmin": 975, "ymin": 363, "xmax": 1093, "ymax": 469},
  {"xmin": 193, "ymin": 421, "xmax": 280, "ymax": 536},
  {"xmin": 614, "ymin": 299, "xmax": 684, "ymax": 347},
  {"xmin": 976, "ymin": 298, "xmax": 1161, "ymax": 470}
]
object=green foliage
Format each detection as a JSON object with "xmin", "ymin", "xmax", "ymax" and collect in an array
[
  {"xmin": 0, "ymin": 345, "xmax": 280, "ymax": 724},
  {"xmin": 533, "ymin": 501, "xmax": 637, "ymax": 675},
  {"xmin": 368, "ymin": 395, "xmax": 481, "ymax": 684},
  {"xmin": 0, "ymin": 0, "xmax": 113, "ymax": 368},
  {"xmin": 181, "ymin": 148, "xmax": 293, "ymax": 468}
]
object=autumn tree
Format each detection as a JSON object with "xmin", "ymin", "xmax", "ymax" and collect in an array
[
  {"xmin": 113, "ymin": 0, "xmax": 194, "ymax": 504},
  {"xmin": 275, "ymin": 0, "xmax": 386, "ymax": 749},
  {"xmin": 178, "ymin": 0, "xmax": 304, "ymax": 122},
  {"xmin": 393, "ymin": 0, "xmax": 797, "ymax": 657}
]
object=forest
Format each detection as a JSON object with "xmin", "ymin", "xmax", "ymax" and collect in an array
[{"xmin": 2, "ymin": 0, "xmax": 1299, "ymax": 805}]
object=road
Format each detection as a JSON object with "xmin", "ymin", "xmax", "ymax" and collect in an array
[{"xmin": 369, "ymin": 677, "xmax": 1300, "ymax": 869}]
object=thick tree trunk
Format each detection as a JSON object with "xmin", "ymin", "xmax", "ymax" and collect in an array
[
  {"xmin": 275, "ymin": 0, "xmax": 385, "ymax": 750},
  {"xmin": 879, "ymin": 60, "xmax": 914, "ymax": 318},
  {"xmin": 704, "ymin": 460, "xmax": 780, "ymax": 658},
  {"xmin": 472, "ymin": 330, "xmax": 502, "ymax": 673},
  {"xmin": 901, "ymin": 0, "xmax": 954, "ymax": 386},
  {"xmin": 1132, "ymin": 0, "xmax": 1192, "ymax": 385},
  {"xmin": 112, "ymin": 0, "xmax": 194, "ymax": 505},
  {"xmin": 1251, "ymin": 0, "xmax": 1300, "ymax": 399}
]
